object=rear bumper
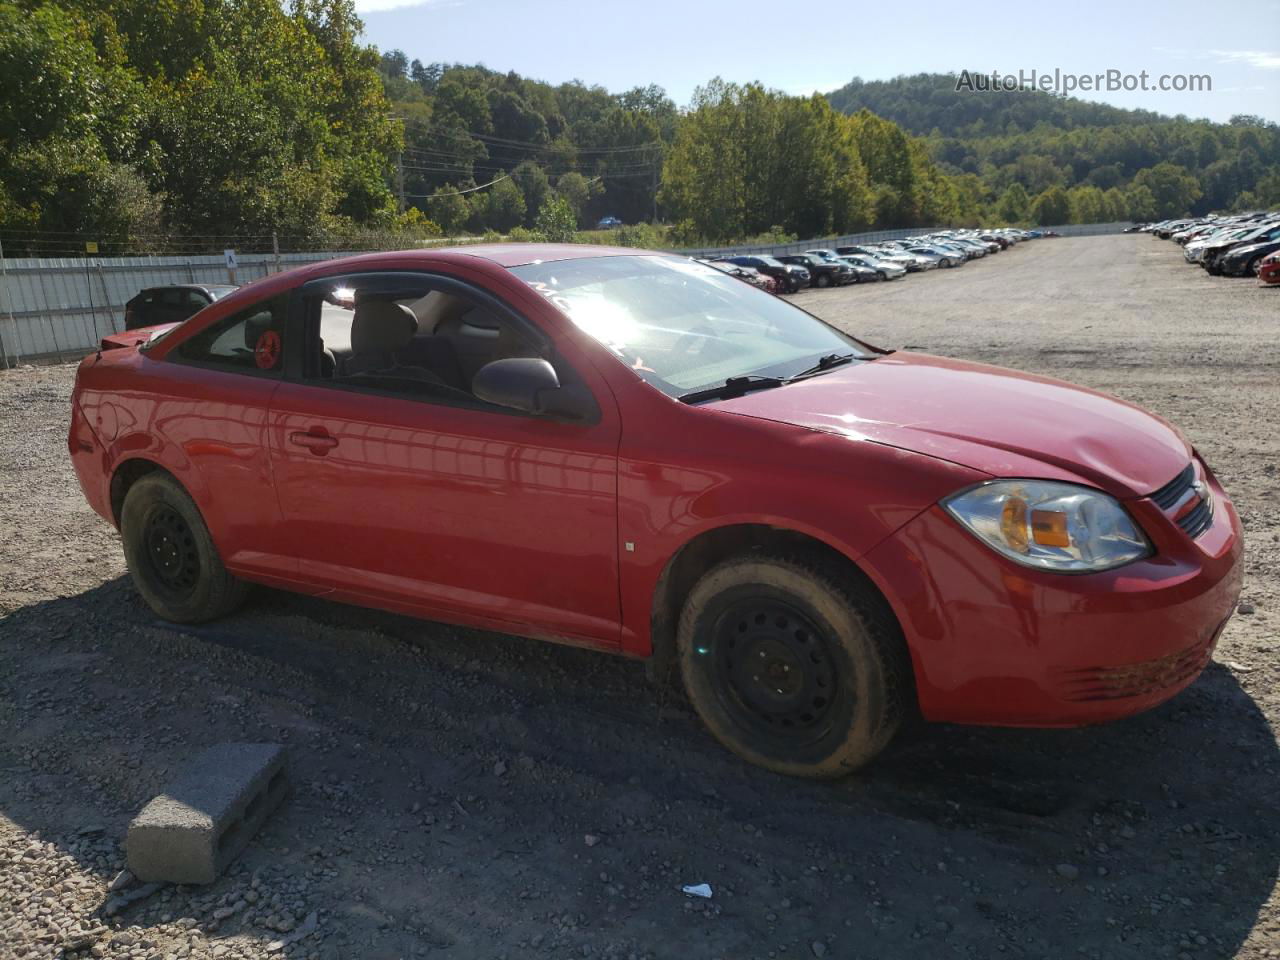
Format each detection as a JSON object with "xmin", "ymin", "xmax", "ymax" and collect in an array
[{"xmin": 862, "ymin": 474, "xmax": 1244, "ymax": 728}]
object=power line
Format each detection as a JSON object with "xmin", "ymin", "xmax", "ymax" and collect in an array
[{"xmin": 404, "ymin": 174, "xmax": 512, "ymax": 200}]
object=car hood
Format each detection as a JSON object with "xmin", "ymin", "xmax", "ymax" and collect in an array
[
  {"xmin": 1225, "ymin": 240, "xmax": 1280, "ymax": 259},
  {"xmin": 713, "ymin": 352, "xmax": 1190, "ymax": 498}
]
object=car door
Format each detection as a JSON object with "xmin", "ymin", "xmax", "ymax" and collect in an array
[
  {"xmin": 266, "ymin": 269, "xmax": 622, "ymax": 648},
  {"xmin": 156, "ymin": 292, "xmax": 296, "ymax": 584}
]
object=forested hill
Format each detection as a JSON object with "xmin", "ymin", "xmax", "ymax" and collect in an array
[
  {"xmin": 827, "ymin": 73, "xmax": 1280, "ymax": 218},
  {"xmin": 827, "ymin": 74, "xmax": 1177, "ymax": 138}
]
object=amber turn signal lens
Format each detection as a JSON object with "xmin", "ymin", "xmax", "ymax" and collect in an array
[
  {"xmin": 1000, "ymin": 497, "xmax": 1029, "ymax": 552},
  {"xmin": 1030, "ymin": 509, "xmax": 1071, "ymax": 547}
]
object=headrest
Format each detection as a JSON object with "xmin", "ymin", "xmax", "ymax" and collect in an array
[{"xmin": 351, "ymin": 300, "xmax": 418, "ymax": 354}]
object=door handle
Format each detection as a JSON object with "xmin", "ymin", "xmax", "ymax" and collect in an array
[{"xmin": 289, "ymin": 430, "xmax": 339, "ymax": 454}]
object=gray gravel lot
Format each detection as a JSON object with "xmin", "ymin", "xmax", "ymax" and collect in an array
[{"xmin": 1, "ymin": 234, "xmax": 1278, "ymax": 960}]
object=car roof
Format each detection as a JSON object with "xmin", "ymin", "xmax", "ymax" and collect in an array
[{"xmin": 447, "ymin": 243, "xmax": 650, "ymax": 266}]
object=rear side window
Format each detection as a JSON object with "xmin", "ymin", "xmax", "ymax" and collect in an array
[{"xmin": 174, "ymin": 295, "xmax": 288, "ymax": 376}]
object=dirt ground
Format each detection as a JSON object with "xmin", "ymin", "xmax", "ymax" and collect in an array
[{"xmin": 1, "ymin": 234, "xmax": 1278, "ymax": 960}]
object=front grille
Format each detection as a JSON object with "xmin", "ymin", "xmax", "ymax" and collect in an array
[
  {"xmin": 1177, "ymin": 497, "xmax": 1214, "ymax": 539},
  {"xmin": 1147, "ymin": 462, "xmax": 1213, "ymax": 540},
  {"xmin": 1150, "ymin": 463, "xmax": 1194, "ymax": 509},
  {"xmin": 1053, "ymin": 641, "xmax": 1212, "ymax": 702}
]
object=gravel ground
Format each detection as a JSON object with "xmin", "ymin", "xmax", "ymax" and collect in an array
[{"xmin": 1, "ymin": 234, "xmax": 1277, "ymax": 960}]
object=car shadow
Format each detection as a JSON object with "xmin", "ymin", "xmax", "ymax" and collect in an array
[{"xmin": 1, "ymin": 578, "xmax": 1276, "ymax": 959}]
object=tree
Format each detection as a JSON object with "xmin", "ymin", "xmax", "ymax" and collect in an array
[
  {"xmin": 996, "ymin": 183, "xmax": 1030, "ymax": 223},
  {"xmin": 473, "ymin": 175, "xmax": 525, "ymax": 232},
  {"xmin": 1133, "ymin": 163, "xmax": 1202, "ymax": 219},
  {"xmin": 512, "ymin": 160, "xmax": 552, "ymax": 226},
  {"xmin": 427, "ymin": 184, "xmax": 472, "ymax": 235},
  {"xmin": 533, "ymin": 193, "xmax": 577, "ymax": 242},
  {"xmin": 1031, "ymin": 186, "xmax": 1070, "ymax": 225},
  {"xmin": 555, "ymin": 171, "xmax": 599, "ymax": 226},
  {"xmin": 1123, "ymin": 184, "xmax": 1157, "ymax": 221}
]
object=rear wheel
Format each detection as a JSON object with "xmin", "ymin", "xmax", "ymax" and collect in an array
[
  {"xmin": 677, "ymin": 555, "xmax": 909, "ymax": 778},
  {"xmin": 120, "ymin": 472, "xmax": 247, "ymax": 623}
]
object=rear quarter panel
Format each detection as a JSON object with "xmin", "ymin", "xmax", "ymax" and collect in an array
[{"xmin": 72, "ymin": 346, "xmax": 289, "ymax": 578}]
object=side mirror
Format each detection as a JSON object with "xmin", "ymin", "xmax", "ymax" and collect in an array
[{"xmin": 472, "ymin": 357, "xmax": 596, "ymax": 421}]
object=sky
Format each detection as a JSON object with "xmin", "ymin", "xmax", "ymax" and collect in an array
[{"xmin": 353, "ymin": 0, "xmax": 1280, "ymax": 123}]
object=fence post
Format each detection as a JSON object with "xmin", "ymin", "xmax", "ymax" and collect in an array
[
  {"xmin": 96, "ymin": 261, "xmax": 114, "ymax": 333},
  {"xmin": 35, "ymin": 269, "xmax": 64, "ymax": 361},
  {"xmin": 0, "ymin": 237, "xmax": 16, "ymax": 368},
  {"xmin": 85, "ymin": 256, "xmax": 101, "ymax": 344},
  {"xmin": 272, "ymin": 232, "xmax": 281, "ymax": 274}
]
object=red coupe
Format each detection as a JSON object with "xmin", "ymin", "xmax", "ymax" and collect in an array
[
  {"xmin": 1259, "ymin": 250, "xmax": 1280, "ymax": 286},
  {"xmin": 69, "ymin": 245, "xmax": 1243, "ymax": 777}
]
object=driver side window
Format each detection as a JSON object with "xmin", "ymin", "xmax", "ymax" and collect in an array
[{"xmin": 305, "ymin": 276, "xmax": 546, "ymax": 405}]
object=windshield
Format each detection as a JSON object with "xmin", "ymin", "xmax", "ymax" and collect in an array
[{"xmin": 511, "ymin": 255, "xmax": 871, "ymax": 399}]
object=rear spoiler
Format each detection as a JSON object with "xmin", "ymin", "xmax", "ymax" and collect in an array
[{"xmin": 99, "ymin": 323, "xmax": 178, "ymax": 352}]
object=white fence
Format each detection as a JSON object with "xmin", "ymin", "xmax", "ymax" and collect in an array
[
  {"xmin": 0, "ymin": 251, "xmax": 361, "ymax": 364},
  {"xmin": 0, "ymin": 221, "xmax": 1131, "ymax": 366}
]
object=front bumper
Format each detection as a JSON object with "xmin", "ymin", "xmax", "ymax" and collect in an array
[{"xmin": 862, "ymin": 468, "xmax": 1243, "ymax": 727}]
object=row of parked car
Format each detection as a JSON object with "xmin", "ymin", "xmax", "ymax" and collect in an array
[
  {"xmin": 699, "ymin": 228, "xmax": 1048, "ymax": 294},
  {"xmin": 1141, "ymin": 211, "xmax": 1280, "ymax": 285}
]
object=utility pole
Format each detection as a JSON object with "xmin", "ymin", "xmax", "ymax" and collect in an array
[
  {"xmin": 396, "ymin": 152, "xmax": 406, "ymax": 214},
  {"xmin": 651, "ymin": 149, "xmax": 659, "ymax": 224},
  {"xmin": 272, "ymin": 231, "xmax": 281, "ymax": 274}
]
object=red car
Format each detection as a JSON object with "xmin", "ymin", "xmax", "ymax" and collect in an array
[
  {"xmin": 1259, "ymin": 250, "xmax": 1280, "ymax": 286},
  {"xmin": 69, "ymin": 245, "xmax": 1243, "ymax": 778}
]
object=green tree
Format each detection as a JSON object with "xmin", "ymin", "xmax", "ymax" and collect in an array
[
  {"xmin": 512, "ymin": 160, "xmax": 552, "ymax": 226},
  {"xmin": 996, "ymin": 183, "xmax": 1030, "ymax": 223},
  {"xmin": 1031, "ymin": 186, "xmax": 1070, "ymax": 225},
  {"xmin": 1132, "ymin": 162, "xmax": 1202, "ymax": 219},
  {"xmin": 555, "ymin": 171, "xmax": 599, "ymax": 226},
  {"xmin": 473, "ymin": 175, "xmax": 526, "ymax": 232},
  {"xmin": 533, "ymin": 193, "xmax": 577, "ymax": 242}
]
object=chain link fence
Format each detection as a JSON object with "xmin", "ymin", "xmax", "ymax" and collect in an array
[{"xmin": 0, "ymin": 222, "xmax": 1131, "ymax": 367}]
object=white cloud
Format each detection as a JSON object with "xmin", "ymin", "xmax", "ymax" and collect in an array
[{"xmin": 1210, "ymin": 49, "xmax": 1280, "ymax": 70}]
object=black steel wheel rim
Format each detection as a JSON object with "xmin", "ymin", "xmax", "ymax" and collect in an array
[
  {"xmin": 143, "ymin": 504, "xmax": 200, "ymax": 595},
  {"xmin": 711, "ymin": 600, "xmax": 840, "ymax": 743}
]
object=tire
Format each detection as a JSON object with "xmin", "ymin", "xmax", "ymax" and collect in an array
[
  {"xmin": 877, "ymin": 271, "xmax": 889, "ymax": 281},
  {"xmin": 120, "ymin": 471, "xmax": 248, "ymax": 623},
  {"xmin": 814, "ymin": 273, "xmax": 831, "ymax": 288},
  {"xmin": 677, "ymin": 554, "xmax": 909, "ymax": 778},
  {"xmin": 940, "ymin": 258, "xmax": 953, "ymax": 268}
]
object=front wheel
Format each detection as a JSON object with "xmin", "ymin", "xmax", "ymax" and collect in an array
[
  {"xmin": 120, "ymin": 472, "xmax": 248, "ymax": 623},
  {"xmin": 677, "ymin": 555, "xmax": 909, "ymax": 778},
  {"xmin": 814, "ymin": 273, "xmax": 831, "ymax": 288}
]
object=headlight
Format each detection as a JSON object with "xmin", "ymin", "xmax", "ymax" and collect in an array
[{"xmin": 942, "ymin": 480, "xmax": 1150, "ymax": 573}]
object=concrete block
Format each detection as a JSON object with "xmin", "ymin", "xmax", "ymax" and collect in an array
[{"xmin": 127, "ymin": 743, "xmax": 288, "ymax": 885}]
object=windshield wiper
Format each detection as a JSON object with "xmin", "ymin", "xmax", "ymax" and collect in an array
[
  {"xmin": 788, "ymin": 352, "xmax": 857, "ymax": 381},
  {"xmin": 678, "ymin": 375, "xmax": 786, "ymax": 404}
]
